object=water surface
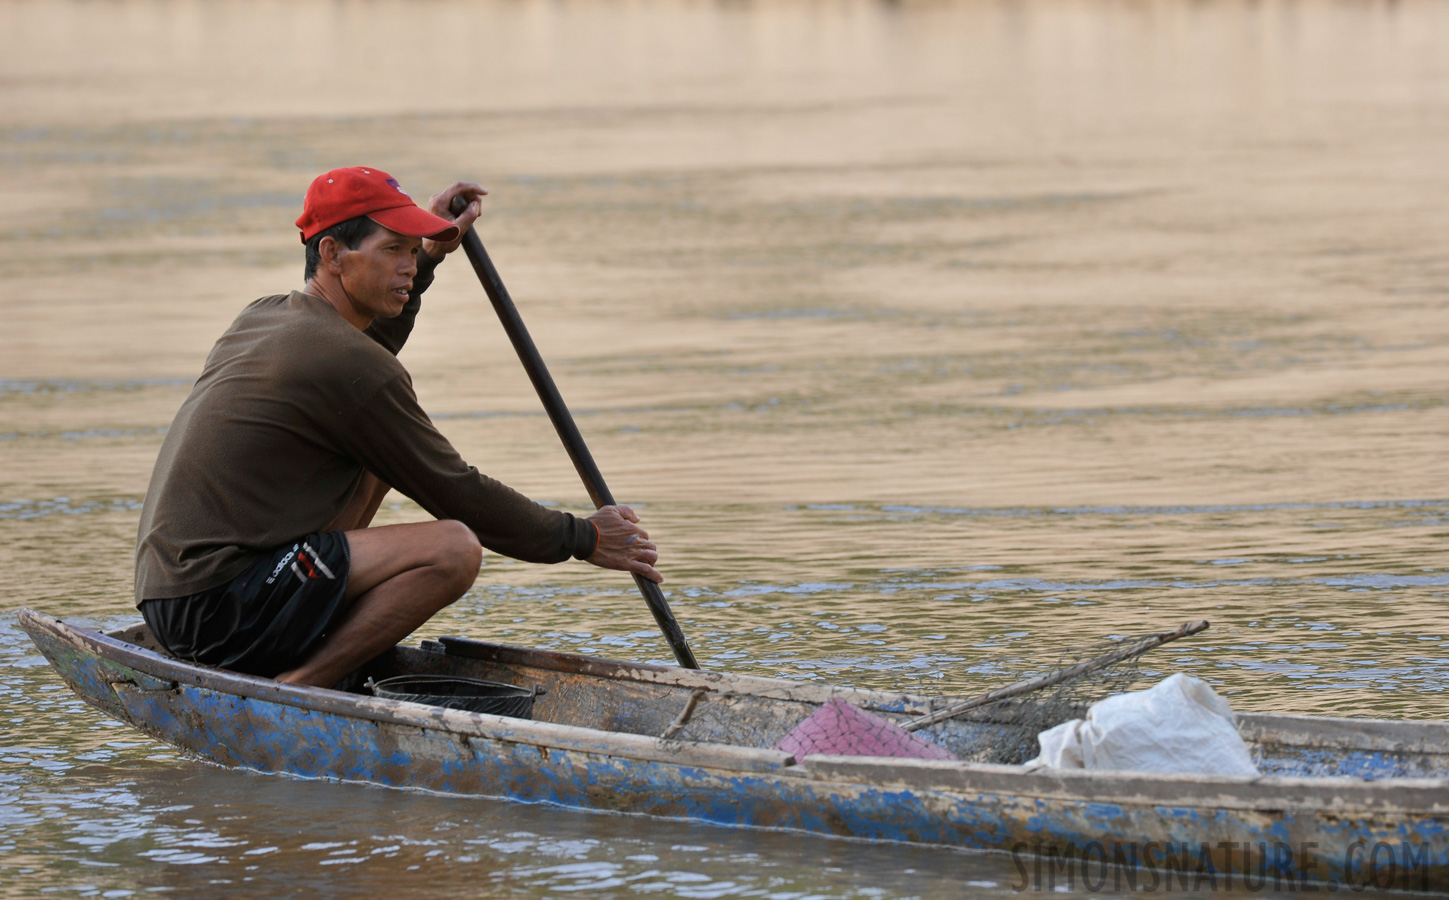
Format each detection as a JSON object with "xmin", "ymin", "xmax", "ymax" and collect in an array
[{"xmin": 2, "ymin": 0, "xmax": 1447, "ymax": 896}]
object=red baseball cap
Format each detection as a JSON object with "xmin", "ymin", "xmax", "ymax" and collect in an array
[{"xmin": 295, "ymin": 167, "xmax": 460, "ymax": 244}]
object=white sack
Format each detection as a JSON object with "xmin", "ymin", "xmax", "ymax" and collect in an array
[{"xmin": 1027, "ymin": 673, "xmax": 1259, "ymax": 776}]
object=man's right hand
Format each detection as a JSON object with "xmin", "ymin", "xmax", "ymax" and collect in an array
[
  {"xmin": 586, "ymin": 505, "xmax": 662, "ymax": 584},
  {"xmin": 422, "ymin": 181, "xmax": 488, "ymax": 261}
]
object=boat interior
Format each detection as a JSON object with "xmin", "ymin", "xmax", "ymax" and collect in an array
[{"xmin": 106, "ymin": 622, "xmax": 1449, "ymax": 781}]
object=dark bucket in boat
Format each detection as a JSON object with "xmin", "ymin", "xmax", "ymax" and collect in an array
[{"xmin": 368, "ymin": 675, "xmax": 542, "ymax": 719}]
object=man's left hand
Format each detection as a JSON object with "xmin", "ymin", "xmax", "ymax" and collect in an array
[
  {"xmin": 585, "ymin": 505, "xmax": 663, "ymax": 584},
  {"xmin": 422, "ymin": 181, "xmax": 488, "ymax": 261}
]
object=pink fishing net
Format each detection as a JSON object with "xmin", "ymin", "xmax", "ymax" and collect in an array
[{"xmin": 774, "ymin": 697, "xmax": 956, "ymax": 760}]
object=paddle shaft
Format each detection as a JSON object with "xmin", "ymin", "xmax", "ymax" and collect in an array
[
  {"xmin": 448, "ymin": 196, "xmax": 699, "ymax": 669},
  {"xmin": 900, "ymin": 619, "xmax": 1210, "ymax": 732}
]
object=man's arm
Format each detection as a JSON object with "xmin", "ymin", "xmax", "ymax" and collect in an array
[{"xmin": 338, "ymin": 373, "xmax": 597, "ymax": 565}]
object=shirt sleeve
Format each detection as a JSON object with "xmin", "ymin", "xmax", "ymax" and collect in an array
[
  {"xmin": 335, "ymin": 372, "xmax": 598, "ymax": 564},
  {"xmin": 364, "ymin": 249, "xmax": 442, "ymax": 356}
]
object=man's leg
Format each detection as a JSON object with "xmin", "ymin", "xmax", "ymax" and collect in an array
[{"xmin": 275, "ymin": 519, "xmax": 482, "ymax": 687}]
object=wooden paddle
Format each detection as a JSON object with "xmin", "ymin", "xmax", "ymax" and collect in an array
[{"xmin": 448, "ymin": 195, "xmax": 700, "ymax": 669}]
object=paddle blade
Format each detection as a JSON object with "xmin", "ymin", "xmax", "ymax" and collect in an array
[{"xmin": 774, "ymin": 698, "xmax": 956, "ymax": 760}]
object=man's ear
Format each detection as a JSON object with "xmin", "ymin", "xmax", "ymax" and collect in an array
[{"xmin": 317, "ymin": 235, "xmax": 347, "ymax": 275}]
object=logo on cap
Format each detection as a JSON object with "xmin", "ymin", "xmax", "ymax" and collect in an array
[{"xmin": 385, "ymin": 177, "xmax": 409, "ymax": 197}]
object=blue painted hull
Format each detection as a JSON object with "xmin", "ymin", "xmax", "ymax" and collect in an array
[{"xmin": 20, "ymin": 610, "xmax": 1449, "ymax": 892}]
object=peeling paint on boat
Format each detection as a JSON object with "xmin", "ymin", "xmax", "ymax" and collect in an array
[{"xmin": 19, "ymin": 609, "xmax": 1449, "ymax": 892}]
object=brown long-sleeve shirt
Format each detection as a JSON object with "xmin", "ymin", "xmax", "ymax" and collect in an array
[{"xmin": 134, "ymin": 254, "xmax": 595, "ymax": 603}]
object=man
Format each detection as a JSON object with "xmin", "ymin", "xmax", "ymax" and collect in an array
[{"xmin": 134, "ymin": 166, "xmax": 659, "ymax": 688}]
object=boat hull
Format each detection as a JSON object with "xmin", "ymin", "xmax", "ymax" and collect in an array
[{"xmin": 21, "ymin": 609, "xmax": 1449, "ymax": 892}]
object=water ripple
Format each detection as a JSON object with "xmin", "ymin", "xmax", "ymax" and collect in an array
[
  {"xmin": 0, "ymin": 497, "xmax": 144, "ymax": 520},
  {"xmin": 0, "ymin": 378, "xmax": 192, "ymax": 397}
]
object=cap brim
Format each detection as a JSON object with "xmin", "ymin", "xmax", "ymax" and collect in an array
[{"xmin": 368, "ymin": 205, "xmax": 460, "ymax": 243}]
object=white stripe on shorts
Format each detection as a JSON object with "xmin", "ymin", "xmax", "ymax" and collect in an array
[{"xmin": 302, "ymin": 542, "xmax": 336, "ymax": 580}]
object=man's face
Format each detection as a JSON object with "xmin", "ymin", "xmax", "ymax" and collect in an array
[{"xmin": 337, "ymin": 225, "xmax": 423, "ymax": 320}]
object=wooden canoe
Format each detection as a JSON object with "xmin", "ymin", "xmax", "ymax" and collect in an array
[{"xmin": 19, "ymin": 608, "xmax": 1449, "ymax": 892}]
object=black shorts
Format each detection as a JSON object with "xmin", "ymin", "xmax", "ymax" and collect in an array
[{"xmin": 140, "ymin": 532, "xmax": 352, "ymax": 678}]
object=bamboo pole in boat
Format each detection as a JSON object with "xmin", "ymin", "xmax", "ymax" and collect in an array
[{"xmin": 900, "ymin": 620, "xmax": 1210, "ymax": 732}]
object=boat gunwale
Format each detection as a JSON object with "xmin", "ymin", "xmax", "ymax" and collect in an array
[
  {"xmin": 20, "ymin": 608, "xmax": 1449, "ymax": 815},
  {"xmin": 1237, "ymin": 712, "xmax": 1449, "ymax": 755},
  {"xmin": 801, "ymin": 755, "xmax": 1449, "ymax": 815},
  {"xmin": 434, "ymin": 634, "xmax": 952, "ymax": 710}
]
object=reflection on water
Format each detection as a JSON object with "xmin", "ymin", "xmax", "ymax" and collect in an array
[
  {"xmin": 0, "ymin": 749, "xmax": 1014, "ymax": 898},
  {"xmin": 2, "ymin": 0, "xmax": 1447, "ymax": 896}
]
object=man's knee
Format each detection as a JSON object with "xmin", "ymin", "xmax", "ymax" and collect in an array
[
  {"xmin": 437, "ymin": 520, "xmax": 482, "ymax": 591},
  {"xmin": 341, "ymin": 520, "xmax": 482, "ymax": 602}
]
